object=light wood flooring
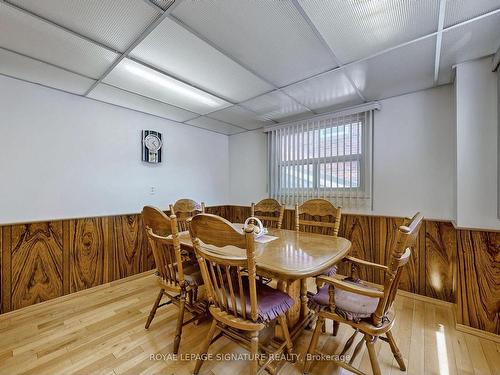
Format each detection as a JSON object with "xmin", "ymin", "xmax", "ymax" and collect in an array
[{"xmin": 0, "ymin": 273, "xmax": 498, "ymax": 375}]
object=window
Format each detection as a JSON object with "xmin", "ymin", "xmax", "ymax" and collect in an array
[{"xmin": 267, "ymin": 108, "xmax": 375, "ymax": 208}]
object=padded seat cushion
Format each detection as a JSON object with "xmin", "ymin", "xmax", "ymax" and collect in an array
[
  {"xmin": 308, "ymin": 277, "xmax": 380, "ymax": 322},
  {"xmin": 225, "ymin": 278, "xmax": 293, "ymax": 323},
  {"xmin": 181, "ymin": 263, "xmax": 203, "ymax": 286}
]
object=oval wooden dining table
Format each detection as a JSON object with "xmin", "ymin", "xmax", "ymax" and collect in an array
[{"xmin": 177, "ymin": 226, "xmax": 352, "ymax": 342}]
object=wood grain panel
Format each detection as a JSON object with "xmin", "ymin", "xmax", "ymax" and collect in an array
[
  {"xmin": 425, "ymin": 221, "xmax": 457, "ymax": 302},
  {"xmin": 456, "ymin": 230, "xmax": 500, "ymax": 334},
  {"xmin": 10, "ymin": 222, "xmax": 63, "ymax": 310},
  {"xmin": 69, "ymin": 217, "xmax": 110, "ymax": 293},
  {"xmin": 1, "ymin": 226, "xmax": 10, "ymax": 313},
  {"xmin": 112, "ymin": 214, "xmax": 148, "ymax": 279}
]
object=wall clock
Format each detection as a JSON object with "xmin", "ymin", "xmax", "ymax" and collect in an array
[{"xmin": 142, "ymin": 130, "xmax": 162, "ymax": 163}]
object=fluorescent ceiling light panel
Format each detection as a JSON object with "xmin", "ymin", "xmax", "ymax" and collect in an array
[
  {"xmin": 88, "ymin": 83, "xmax": 198, "ymax": 122},
  {"xmin": 131, "ymin": 17, "xmax": 273, "ymax": 102},
  {"xmin": 103, "ymin": 59, "xmax": 230, "ymax": 114}
]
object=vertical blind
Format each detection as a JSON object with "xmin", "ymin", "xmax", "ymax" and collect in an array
[{"xmin": 266, "ymin": 107, "xmax": 376, "ymax": 209}]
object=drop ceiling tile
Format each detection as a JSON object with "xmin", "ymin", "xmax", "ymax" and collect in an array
[
  {"xmin": 439, "ymin": 12, "xmax": 500, "ymax": 84},
  {"xmin": 186, "ymin": 116, "xmax": 243, "ymax": 135},
  {"xmin": 207, "ymin": 106, "xmax": 272, "ymax": 130},
  {"xmin": 8, "ymin": 0, "xmax": 163, "ymax": 52},
  {"xmin": 344, "ymin": 36, "xmax": 436, "ymax": 100},
  {"xmin": 88, "ymin": 83, "xmax": 198, "ymax": 122},
  {"xmin": 131, "ymin": 17, "xmax": 273, "ymax": 102},
  {"xmin": 298, "ymin": 0, "xmax": 440, "ymax": 64},
  {"xmin": 282, "ymin": 69, "xmax": 363, "ymax": 113},
  {"xmin": 240, "ymin": 91, "xmax": 313, "ymax": 122},
  {"xmin": 103, "ymin": 59, "xmax": 231, "ymax": 115},
  {"xmin": 0, "ymin": 4, "xmax": 118, "ymax": 78},
  {"xmin": 172, "ymin": 0, "xmax": 335, "ymax": 87},
  {"xmin": 444, "ymin": 0, "xmax": 500, "ymax": 27},
  {"xmin": 0, "ymin": 48, "xmax": 95, "ymax": 95}
]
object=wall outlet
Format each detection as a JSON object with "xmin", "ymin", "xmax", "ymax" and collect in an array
[{"xmin": 150, "ymin": 186, "xmax": 156, "ymax": 195}]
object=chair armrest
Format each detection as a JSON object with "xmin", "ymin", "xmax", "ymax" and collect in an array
[
  {"xmin": 343, "ymin": 256, "xmax": 388, "ymax": 272},
  {"xmin": 316, "ymin": 275, "xmax": 385, "ymax": 299}
]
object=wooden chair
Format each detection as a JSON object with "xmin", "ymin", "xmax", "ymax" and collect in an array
[
  {"xmin": 251, "ymin": 198, "xmax": 284, "ymax": 229},
  {"xmin": 303, "ymin": 212, "xmax": 424, "ymax": 375},
  {"xmin": 170, "ymin": 198, "xmax": 205, "ymax": 232},
  {"xmin": 295, "ymin": 198, "xmax": 341, "ymax": 236},
  {"xmin": 142, "ymin": 206, "xmax": 206, "ymax": 354},
  {"xmin": 188, "ymin": 214, "xmax": 294, "ymax": 375}
]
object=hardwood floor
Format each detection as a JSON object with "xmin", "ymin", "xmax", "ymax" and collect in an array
[{"xmin": 0, "ymin": 273, "xmax": 498, "ymax": 375}]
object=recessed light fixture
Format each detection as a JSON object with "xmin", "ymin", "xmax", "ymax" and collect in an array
[{"xmin": 124, "ymin": 60, "xmax": 222, "ymax": 108}]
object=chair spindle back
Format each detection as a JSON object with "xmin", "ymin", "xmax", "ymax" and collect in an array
[
  {"xmin": 373, "ymin": 212, "xmax": 423, "ymax": 325},
  {"xmin": 170, "ymin": 199, "xmax": 205, "ymax": 232},
  {"xmin": 142, "ymin": 206, "xmax": 185, "ymax": 288},
  {"xmin": 188, "ymin": 214, "xmax": 259, "ymax": 322},
  {"xmin": 251, "ymin": 198, "xmax": 284, "ymax": 229},
  {"xmin": 296, "ymin": 199, "xmax": 341, "ymax": 236}
]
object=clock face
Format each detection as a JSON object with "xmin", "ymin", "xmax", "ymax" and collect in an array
[{"xmin": 144, "ymin": 134, "xmax": 162, "ymax": 152}]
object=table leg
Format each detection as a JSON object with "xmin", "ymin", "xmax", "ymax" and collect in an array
[{"xmin": 274, "ymin": 278, "xmax": 307, "ymax": 339}]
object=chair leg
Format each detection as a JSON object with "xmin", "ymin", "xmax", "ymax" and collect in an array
[
  {"xmin": 277, "ymin": 315, "xmax": 294, "ymax": 357},
  {"xmin": 250, "ymin": 330, "xmax": 259, "ymax": 375},
  {"xmin": 332, "ymin": 321, "xmax": 340, "ymax": 336},
  {"xmin": 145, "ymin": 288, "xmax": 164, "ymax": 329},
  {"xmin": 173, "ymin": 290, "xmax": 186, "ymax": 354},
  {"xmin": 365, "ymin": 334, "xmax": 381, "ymax": 375},
  {"xmin": 193, "ymin": 319, "xmax": 218, "ymax": 375},
  {"xmin": 303, "ymin": 316, "xmax": 324, "ymax": 374},
  {"xmin": 386, "ymin": 330, "xmax": 406, "ymax": 371}
]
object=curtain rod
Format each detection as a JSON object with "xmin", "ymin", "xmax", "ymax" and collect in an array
[{"xmin": 263, "ymin": 101, "xmax": 381, "ymax": 132}]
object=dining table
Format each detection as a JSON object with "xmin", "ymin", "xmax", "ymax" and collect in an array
[{"xmin": 177, "ymin": 225, "xmax": 352, "ymax": 342}]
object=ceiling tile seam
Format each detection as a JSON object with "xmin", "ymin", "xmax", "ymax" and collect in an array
[
  {"xmin": 126, "ymin": 56, "xmax": 236, "ymax": 105},
  {"xmin": 434, "ymin": 0, "xmax": 447, "ymax": 84},
  {"xmin": 443, "ymin": 7, "xmax": 500, "ymax": 32},
  {"xmin": 83, "ymin": 0, "xmax": 183, "ymax": 97},
  {"xmin": 95, "ymin": 82, "xmax": 199, "ymax": 119},
  {"xmin": 0, "ymin": 70, "xmax": 229, "ymax": 135},
  {"xmin": 1, "ymin": 0, "xmax": 122, "ymax": 55},
  {"xmin": 142, "ymin": 0, "xmax": 164, "ymax": 13},
  {"xmin": 166, "ymin": 14, "xmax": 313, "ymax": 116},
  {"xmin": 289, "ymin": 0, "xmax": 366, "ymax": 103},
  {"xmin": 203, "ymin": 112, "xmax": 264, "ymax": 131},
  {"xmin": 180, "ymin": 115, "xmax": 246, "ymax": 134},
  {"xmin": 0, "ymin": 45, "xmax": 97, "ymax": 81}
]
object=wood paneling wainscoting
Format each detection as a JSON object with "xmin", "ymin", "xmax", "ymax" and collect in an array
[{"xmin": 1, "ymin": 205, "xmax": 498, "ymax": 336}]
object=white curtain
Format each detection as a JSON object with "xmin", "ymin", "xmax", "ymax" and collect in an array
[{"xmin": 266, "ymin": 108, "xmax": 375, "ymax": 210}]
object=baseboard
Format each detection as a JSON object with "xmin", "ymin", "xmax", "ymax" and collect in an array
[
  {"xmin": 456, "ymin": 323, "xmax": 500, "ymax": 343},
  {"xmin": 396, "ymin": 289, "xmax": 454, "ymax": 308},
  {"xmin": 0, "ymin": 270, "xmax": 155, "ymax": 318}
]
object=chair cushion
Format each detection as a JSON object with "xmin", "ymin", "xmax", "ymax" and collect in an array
[
  {"xmin": 308, "ymin": 277, "xmax": 379, "ymax": 322},
  {"xmin": 321, "ymin": 265, "xmax": 337, "ymax": 277},
  {"xmin": 181, "ymin": 263, "xmax": 203, "ymax": 286},
  {"xmin": 225, "ymin": 278, "xmax": 293, "ymax": 323}
]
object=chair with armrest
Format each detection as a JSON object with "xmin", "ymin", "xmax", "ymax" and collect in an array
[
  {"xmin": 303, "ymin": 212, "xmax": 423, "ymax": 375},
  {"xmin": 142, "ymin": 206, "xmax": 206, "ymax": 354},
  {"xmin": 251, "ymin": 198, "xmax": 285, "ymax": 229},
  {"xmin": 188, "ymin": 213, "xmax": 294, "ymax": 375},
  {"xmin": 170, "ymin": 198, "xmax": 205, "ymax": 232}
]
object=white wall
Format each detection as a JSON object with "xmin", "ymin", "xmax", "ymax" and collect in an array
[
  {"xmin": 372, "ymin": 85, "xmax": 455, "ymax": 219},
  {"xmin": 229, "ymin": 129, "xmax": 267, "ymax": 205},
  {"xmin": 228, "ymin": 85, "xmax": 456, "ymax": 220},
  {"xmin": 455, "ymin": 57, "xmax": 499, "ymax": 230},
  {"xmin": 0, "ymin": 75, "xmax": 229, "ymax": 225}
]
